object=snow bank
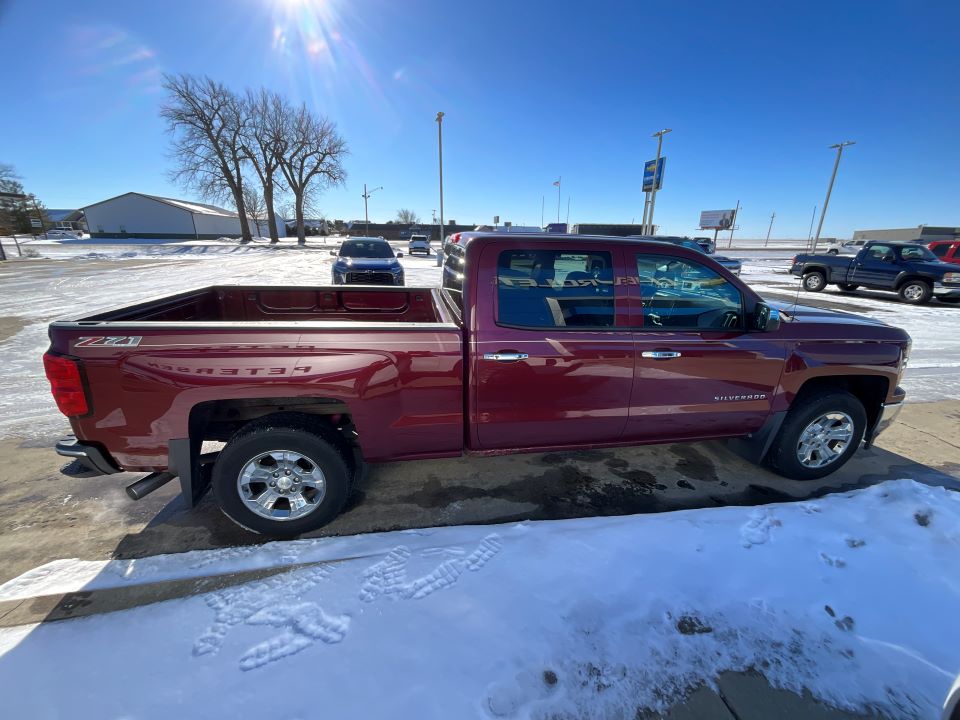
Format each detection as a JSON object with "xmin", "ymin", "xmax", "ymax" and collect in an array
[{"xmin": 0, "ymin": 479, "xmax": 957, "ymax": 718}]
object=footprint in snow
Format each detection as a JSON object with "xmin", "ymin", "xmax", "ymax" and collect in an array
[{"xmin": 739, "ymin": 509, "xmax": 782, "ymax": 548}]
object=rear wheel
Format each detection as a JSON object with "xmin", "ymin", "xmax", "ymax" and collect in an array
[
  {"xmin": 837, "ymin": 283, "xmax": 859, "ymax": 292},
  {"xmin": 827, "ymin": 249, "xmax": 839, "ymax": 255},
  {"xmin": 212, "ymin": 418, "xmax": 351, "ymax": 537},
  {"xmin": 802, "ymin": 271, "xmax": 826, "ymax": 292},
  {"xmin": 898, "ymin": 280, "xmax": 932, "ymax": 304},
  {"xmin": 767, "ymin": 391, "xmax": 866, "ymax": 480}
]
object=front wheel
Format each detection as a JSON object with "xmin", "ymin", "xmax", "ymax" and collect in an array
[
  {"xmin": 802, "ymin": 271, "xmax": 827, "ymax": 292},
  {"xmin": 212, "ymin": 419, "xmax": 351, "ymax": 537},
  {"xmin": 766, "ymin": 391, "xmax": 866, "ymax": 480},
  {"xmin": 899, "ymin": 280, "xmax": 932, "ymax": 304}
]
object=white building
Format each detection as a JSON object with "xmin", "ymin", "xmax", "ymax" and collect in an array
[{"xmin": 83, "ymin": 192, "xmax": 270, "ymax": 240}]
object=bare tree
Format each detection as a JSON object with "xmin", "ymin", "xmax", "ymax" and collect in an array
[
  {"xmin": 241, "ymin": 88, "xmax": 287, "ymax": 243},
  {"xmin": 242, "ymin": 185, "xmax": 266, "ymax": 240},
  {"xmin": 275, "ymin": 104, "xmax": 347, "ymax": 245},
  {"xmin": 161, "ymin": 74, "xmax": 253, "ymax": 243},
  {"xmin": 396, "ymin": 208, "xmax": 420, "ymax": 224}
]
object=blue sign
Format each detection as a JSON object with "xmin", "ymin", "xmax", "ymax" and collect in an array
[{"xmin": 642, "ymin": 157, "xmax": 666, "ymax": 192}]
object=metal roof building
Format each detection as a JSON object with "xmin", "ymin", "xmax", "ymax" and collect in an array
[
  {"xmin": 83, "ymin": 192, "xmax": 256, "ymax": 239},
  {"xmin": 852, "ymin": 225, "xmax": 960, "ymax": 242}
]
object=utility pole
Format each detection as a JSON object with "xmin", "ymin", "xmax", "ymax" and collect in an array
[
  {"xmin": 727, "ymin": 199, "xmax": 740, "ymax": 248},
  {"xmin": 556, "ymin": 176, "xmax": 562, "ymax": 223},
  {"xmin": 646, "ymin": 128, "xmax": 671, "ymax": 235},
  {"xmin": 435, "ymin": 111, "xmax": 445, "ymax": 267},
  {"xmin": 765, "ymin": 211, "xmax": 776, "ymax": 247},
  {"xmin": 361, "ymin": 184, "xmax": 382, "ymax": 236},
  {"xmin": 566, "ymin": 196, "xmax": 570, "ymax": 226},
  {"xmin": 807, "ymin": 205, "xmax": 817, "ymax": 248},
  {"xmin": 813, "ymin": 141, "xmax": 855, "ymax": 252}
]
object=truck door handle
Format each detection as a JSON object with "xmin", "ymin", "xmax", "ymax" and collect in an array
[
  {"xmin": 483, "ymin": 351, "xmax": 529, "ymax": 362},
  {"xmin": 641, "ymin": 350, "xmax": 682, "ymax": 359}
]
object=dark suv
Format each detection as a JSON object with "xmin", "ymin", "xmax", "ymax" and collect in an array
[{"xmin": 331, "ymin": 237, "xmax": 405, "ymax": 285}]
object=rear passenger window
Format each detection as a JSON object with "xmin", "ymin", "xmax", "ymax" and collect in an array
[
  {"xmin": 497, "ymin": 249, "xmax": 615, "ymax": 328},
  {"xmin": 931, "ymin": 244, "xmax": 949, "ymax": 257},
  {"xmin": 636, "ymin": 254, "xmax": 743, "ymax": 329}
]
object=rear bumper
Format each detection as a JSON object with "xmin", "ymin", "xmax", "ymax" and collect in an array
[{"xmin": 55, "ymin": 436, "xmax": 120, "ymax": 475}]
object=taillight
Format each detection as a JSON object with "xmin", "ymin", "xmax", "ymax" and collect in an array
[
  {"xmin": 449, "ymin": 233, "xmax": 461, "ymax": 244},
  {"xmin": 43, "ymin": 353, "xmax": 89, "ymax": 416},
  {"xmin": 792, "ymin": 255, "xmax": 798, "ymax": 266}
]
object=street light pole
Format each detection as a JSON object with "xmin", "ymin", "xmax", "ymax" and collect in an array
[
  {"xmin": 765, "ymin": 211, "xmax": 776, "ymax": 247},
  {"xmin": 645, "ymin": 128, "xmax": 671, "ymax": 236},
  {"xmin": 813, "ymin": 141, "xmax": 855, "ymax": 252},
  {"xmin": 436, "ymin": 111, "xmax": 445, "ymax": 267},
  {"xmin": 556, "ymin": 176, "xmax": 561, "ymax": 223},
  {"xmin": 361, "ymin": 184, "xmax": 382, "ymax": 236}
]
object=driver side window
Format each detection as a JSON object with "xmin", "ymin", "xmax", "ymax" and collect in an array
[{"xmin": 636, "ymin": 254, "xmax": 743, "ymax": 330}]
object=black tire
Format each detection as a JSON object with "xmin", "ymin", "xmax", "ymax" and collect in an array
[
  {"xmin": 766, "ymin": 391, "xmax": 867, "ymax": 480},
  {"xmin": 827, "ymin": 249, "xmax": 839, "ymax": 255},
  {"xmin": 212, "ymin": 416, "xmax": 351, "ymax": 538},
  {"xmin": 802, "ymin": 271, "xmax": 827, "ymax": 292},
  {"xmin": 898, "ymin": 280, "xmax": 932, "ymax": 304},
  {"xmin": 837, "ymin": 283, "xmax": 859, "ymax": 292}
]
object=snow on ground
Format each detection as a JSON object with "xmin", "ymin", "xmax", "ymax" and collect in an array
[{"xmin": 0, "ymin": 480, "xmax": 957, "ymax": 719}]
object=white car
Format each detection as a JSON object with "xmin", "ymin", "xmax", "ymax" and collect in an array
[
  {"xmin": 408, "ymin": 234, "xmax": 431, "ymax": 255},
  {"xmin": 836, "ymin": 239, "xmax": 868, "ymax": 256},
  {"xmin": 42, "ymin": 229, "xmax": 82, "ymax": 240}
]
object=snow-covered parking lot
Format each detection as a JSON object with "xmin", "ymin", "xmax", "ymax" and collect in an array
[{"xmin": 0, "ymin": 238, "xmax": 959, "ymax": 718}]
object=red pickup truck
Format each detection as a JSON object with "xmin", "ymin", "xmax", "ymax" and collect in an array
[{"xmin": 44, "ymin": 234, "xmax": 909, "ymax": 537}]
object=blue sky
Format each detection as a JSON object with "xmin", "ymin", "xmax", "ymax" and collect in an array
[{"xmin": 2, "ymin": 0, "xmax": 958, "ymax": 237}]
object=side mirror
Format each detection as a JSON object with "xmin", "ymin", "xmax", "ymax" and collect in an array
[
  {"xmin": 396, "ymin": 252, "xmax": 404, "ymax": 258},
  {"xmin": 753, "ymin": 302, "xmax": 781, "ymax": 332}
]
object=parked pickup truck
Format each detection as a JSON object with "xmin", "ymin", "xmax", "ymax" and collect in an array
[
  {"xmin": 45, "ymin": 233, "xmax": 909, "ymax": 537},
  {"xmin": 791, "ymin": 240, "xmax": 960, "ymax": 304}
]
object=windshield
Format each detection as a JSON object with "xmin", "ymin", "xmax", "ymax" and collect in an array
[
  {"xmin": 338, "ymin": 241, "xmax": 395, "ymax": 258},
  {"xmin": 898, "ymin": 245, "xmax": 937, "ymax": 262}
]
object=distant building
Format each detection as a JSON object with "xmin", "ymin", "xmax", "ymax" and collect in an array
[
  {"xmin": 83, "ymin": 192, "xmax": 266, "ymax": 239},
  {"xmin": 46, "ymin": 209, "xmax": 87, "ymax": 232},
  {"xmin": 852, "ymin": 226, "xmax": 960, "ymax": 243}
]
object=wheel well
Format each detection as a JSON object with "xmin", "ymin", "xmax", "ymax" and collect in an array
[
  {"xmin": 802, "ymin": 266, "xmax": 827, "ymax": 276},
  {"xmin": 188, "ymin": 397, "xmax": 361, "ymax": 474},
  {"xmin": 895, "ymin": 275, "xmax": 931, "ymax": 290},
  {"xmin": 793, "ymin": 375, "xmax": 889, "ymax": 431}
]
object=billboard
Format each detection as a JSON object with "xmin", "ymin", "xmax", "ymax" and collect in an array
[
  {"xmin": 642, "ymin": 157, "xmax": 666, "ymax": 192},
  {"xmin": 699, "ymin": 209, "xmax": 737, "ymax": 230}
]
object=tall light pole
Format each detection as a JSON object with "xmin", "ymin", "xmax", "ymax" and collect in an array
[
  {"xmin": 435, "ymin": 111, "xmax": 445, "ymax": 267},
  {"xmin": 555, "ymin": 176, "xmax": 562, "ymax": 223},
  {"xmin": 807, "ymin": 205, "xmax": 817, "ymax": 248},
  {"xmin": 362, "ymin": 184, "xmax": 382, "ymax": 236},
  {"xmin": 813, "ymin": 141, "xmax": 855, "ymax": 252},
  {"xmin": 645, "ymin": 128, "xmax": 671, "ymax": 235},
  {"xmin": 765, "ymin": 211, "xmax": 776, "ymax": 247}
]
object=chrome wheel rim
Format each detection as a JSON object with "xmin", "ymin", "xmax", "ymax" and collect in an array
[
  {"xmin": 903, "ymin": 284, "xmax": 924, "ymax": 301},
  {"xmin": 805, "ymin": 274, "xmax": 823, "ymax": 290},
  {"xmin": 237, "ymin": 450, "xmax": 326, "ymax": 521},
  {"xmin": 796, "ymin": 412, "xmax": 854, "ymax": 468}
]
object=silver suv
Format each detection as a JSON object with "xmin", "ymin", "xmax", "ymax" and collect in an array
[{"xmin": 408, "ymin": 233, "xmax": 431, "ymax": 255}]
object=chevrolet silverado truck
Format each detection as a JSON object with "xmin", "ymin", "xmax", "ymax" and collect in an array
[
  {"xmin": 45, "ymin": 233, "xmax": 909, "ymax": 537},
  {"xmin": 791, "ymin": 240, "xmax": 960, "ymax": 304}
]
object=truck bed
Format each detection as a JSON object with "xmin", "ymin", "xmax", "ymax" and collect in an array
[
  {"xmin": 71, "ymin": 285, "xmax": 450, "ymax": 325},
  {"xmin": 49, "ymin": 285, "xmax": 465, "ymax": 471}
]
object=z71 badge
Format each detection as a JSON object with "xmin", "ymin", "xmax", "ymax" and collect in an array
[{"xmin": 75, "ymin": 336, "xmax": 142, "ymax": 348}]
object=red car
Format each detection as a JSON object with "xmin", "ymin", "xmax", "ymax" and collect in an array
[
  {"xmin": 45, "ymin": 233, "xmax": 909, "ymax": 537},
  {"xmin": 928, "ymin": 240, "xmax": 960, "ymax": 265}
]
